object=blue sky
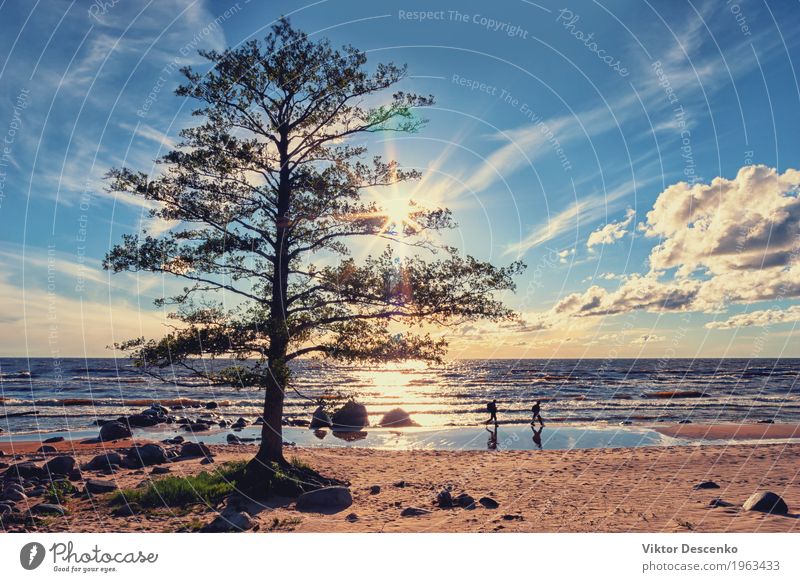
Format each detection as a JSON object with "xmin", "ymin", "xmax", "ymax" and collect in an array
[{"xmin": 1, "ymin": 0, "xmax": 800, "ymax": 358}]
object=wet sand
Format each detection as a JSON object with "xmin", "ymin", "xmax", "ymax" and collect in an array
[{"xmin": 656, "ymin": 423, "xmax": 800, "ymax": 441}]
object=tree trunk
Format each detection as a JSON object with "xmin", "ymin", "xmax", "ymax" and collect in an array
[{"xmin": 254, "ymin": 368, "xmax": 287, "ymax": 465}]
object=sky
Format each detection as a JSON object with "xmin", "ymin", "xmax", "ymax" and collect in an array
[{"xmin": 1, "ymin": 0, "xmax": 800, "ymax": 359}]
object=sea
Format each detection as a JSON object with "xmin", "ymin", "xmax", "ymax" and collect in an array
[{"xmin": 1, "ymin": 358, "xmax": 798, "ymax": 439}]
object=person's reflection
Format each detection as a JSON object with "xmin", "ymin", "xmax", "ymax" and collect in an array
[
  {"xmin": 531, "ymin": 425, "xmax": 544, "ymax": 450},
  {"xmin": 486, "ymin": 424, "xmax": 498, "ymax": 450}
]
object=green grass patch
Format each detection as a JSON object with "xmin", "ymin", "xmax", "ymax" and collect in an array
[
  {"xmin": 45, "ymin": 480, "xmax": 77, "ymax": 505},
  {"xmin": 111, "ymin": 461, "xmax": 246, "ymax": 509}
]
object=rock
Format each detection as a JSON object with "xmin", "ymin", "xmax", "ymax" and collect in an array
[
  {"xmin": 43, "ymin": 436, "xmax": 65, "ymax": 444},
  {"xmin": 85, "ymin": 479, "xmax": 119, "ymax": 494},
  {"xmin": 68, "ymin": 470, "xmax": 82, "ymax": 481},
  {"xmin": 37, "ymin": 445, "xmax": 58, "ymax": 453},
  {"xmin": 694, "ymin": 481, "xmax": 720, "ymax": 490},
  {"xmin": 31, "ymin": 503, "xmax": 65, "ymax": 515},
  {"xmin": 43, "ymin": 456, "xmax": 76, "ymax": 476},
  {"xmin": 393, "ymin": 480, "xmax": 407, "ymax": 488},
  {"xmin": 126, "ymin": 444, "xmax": 168, "ymax": 467},
  {"xmin": 479, "ymin": 496, "xmax": 499, "ymax": 509},
  {"xmin": 709, "ymin": 498, "xmax": 734, "ymax": 508},
  {"xmin": 202, "ymin": 506, "xmax": 254, "ymax": 532},
  {"xmin": 296, "ymin": 486, "xmax": 353, "ymax": 512},
  {"xmin": 501, "ymin": 514, "xmax": 524, "ymax": 521},
  {"xmin": 378, "ymin": 408, "xmax": 419, "ymax": 428},
  {"xmin": 369, "ymin": 485, "xmax": 381, "ymax": 495},
  {"xmin": 125, "ymin": 414, "xmax": 162, "ymax": 428},
  {"xmin": 205, "ymin": 401, "xmax": 218, "ymax": 410},
  {"xmin": 291, "ymin": 418, "xmax": 310, "ymax": 427},
  {"xmin": 2, "ymin": 461, "xmax": 42, "ymax": 480},
  {"xmin": 3, "ymin": 490, "xmax": 27, "ymax": 502},
  {"xmin": 99, "ymin": 421, "xmax": 132, "ymax": 441},
  {"xmin": 455, "ymin": 493, "xmax": 476, "ymax": 509},
  {"xmin": 4, "ymin": 483, "xmax": 25, "ymax": 495},
  {"xmin": 112, "ymin": 502, "xmax": 141, "ymax": 517},
  {"xmin": 218, "ymin": 420, "xmax": 229, "ymax": 428},
  {"xmin": 743, "ymin": 491, "xmax": 789, "ymax": 515},
  {"xmin": 84, "ymin": 452, "xmax": 122, "ymax": 471},
  {"xmin": 0, "ymin": 450, "xmax": 6, "ymax": 457},
  {"xmin": 309, "ymin": 406, "xmax": 332, "ymax": 429},
  {"xmin": 227, "ymin": 434, "xmax": 242, "ymax": 444},
  {"xmin": 151, "ymin": 466, "xmax": 171, "ymax": 475},
  {"xmin": 400, "ymin": 506, "xmax": 431, "ymax": 517},
  {"xmin": 231, "ymin": 417, "xmax": 249, "ymax": 429},
  {"xmin": 345, "ymin": 512, "xmax": 359, "ymax": 522},
  {"xmin": 0, "ymin": 503, "xmax": 13, "ymax": 514},
  {"xmin": 436, "ymin": 489, "xmax": 453, "ymax": 508},
  {"xmin": 149, "ymin": 404, "xmax": 170, "ymax": 415},
  {"xmin": 254, "ymin": 416, "xmax": 265, "ymax": 425},
  {"xmin": 331, "ymin": 401, "xmax": 369, "ymax": 430},
  {"xmin": 184, "ymin": 423, "xmax": 212, "ymax": 432},
  {"xmin": 179, "ymin": 441, "xmax": 212, "ymax": 459}
]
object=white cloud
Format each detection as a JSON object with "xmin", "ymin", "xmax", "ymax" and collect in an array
[
  {"xmin": 587, "ymin": 208, "xmax": 635, "ymax": 249},
  {"xmin": 706, "ymin": 305, "xmax": 800, "ymax": 329}
]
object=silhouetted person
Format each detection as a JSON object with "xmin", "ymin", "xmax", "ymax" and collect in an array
[
  {"xmin": 486, "ymin": 399, "xmax": 498, "ymax": 425},
  {"xmin": 531, "ymin": 425, "xmax": 543, "ymax": 450},
  {"xmin": 531, "ymin": 400, "xmax": 544, "ymax": 427},
  {"xmin": 486, "ymin": 424, "xmax": 498, "ymax": 450}
]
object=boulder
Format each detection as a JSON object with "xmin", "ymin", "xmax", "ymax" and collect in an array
[
  {"xmin": 455, "ymin": 493, "xmax": 476, "ymax": 509},
  {"xmin": 743, "ymin": 491, "xmax": 789, "ymax": 515},
  {"xmin": 126, "ymin": 444, "xmax": 168, "ymax": 467},
  {"xmin": 400, "ymin": 506, "xmax": 431, "ymax": 517},
  {"xmin": 84, "ymin": 452, "xmax": 122, "ymax": 471},
  {"xmin": 437, "ymin": 489, "xmax": 453, "ymax": 508},
  {"xmin": 231, "ymin": 417, "xmax": 249, "ymax": 429},
  {"xmin": 202, "ymin": 507, "xmax": 254, "ymax": 532},
  {"xmin": 179, "ymin": 441, "xmax": 212, "ymax": 459},
  {"xmin": 309, "ymin": 406, "xmax": 332, "ymax": 429},
  {"xmin": 227, "ymin": 434, "xmax": 242, "ymax": 444},
  {"xmin": 296, "ymin": 486, "xmax": 353, "ymax": 512},
  {"xmin": 112, "ymin": 502, "xmax": 141, "ymax": 517},
  {"xmin": 378, "ymin": 408, "xmax": 419, "ymax": 428},
  {"xmin": 31, "ymin": 503, "xmax": 65, "ymax": 515},
  {"xmin": 184, "ymin": 423, "xmax": 212, "ymax": 433},
  {"xmin": 37, "ymin": 445, "xmax": 57, "ymax": 453},
  {"xmin": 3, "ymin": 489, "xmax": 27, "ymax": 502},
  {"xmin": 85, "ymin": 479, "xmax": 119, "ymax": 494},
  {"xmin": 125, "ymin": 414, "xmax": 162, "ymax": 428},
  {"xmin": 43, "ymin": 456, "xmax": 76, "ymax": 476},
  {"xmin": 331, "ymin": 401, "xmax": 369, "ymax": 430},
  {"xmin": 2, "ymin": 461, "xmax": 42, "ymax": 480},
  {"xmin": 99, "ymin": 421, "xmax": 132, "ymax": 441},
  {"xmin": 43, "ymin": 436, "xmax": 65, "ymax": 444},
  {"xmin": 479, "ymin": 496, "xmax": 499, "ymax": 509},
  {"xmin": 205, "ymin": 401, "xmax": 218, "ymax": 410}
]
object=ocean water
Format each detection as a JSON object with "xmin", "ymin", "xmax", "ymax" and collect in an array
[{"xmin": 1, "ymin": 358, "xmax": 798, "ymax": 436}]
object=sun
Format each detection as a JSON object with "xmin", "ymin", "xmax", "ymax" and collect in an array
[{"xmin": 381, "ymin": 195, "xmax": 415, "ymax": 228}]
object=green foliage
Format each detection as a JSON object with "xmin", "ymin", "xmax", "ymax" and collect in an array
[
  {"xmin": 111, "ymin": 461, "xmax": 245, "ymax": 508},
  {"xmin": 45, "ymin": 480, "xmax": 76, "ymax": 505},
  {"xmin": 103, "ymin": 17, "xmax": 524, "ymax": 459}
]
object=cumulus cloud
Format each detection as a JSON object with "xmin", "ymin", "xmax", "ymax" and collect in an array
[
  {"xmin": 587, "ymin": 208, "xmax": 635, "ymax": 249},
  {"xmin": 706, "ymin": 305, "xmax": 800, "ymax": 329},
  {"xmin": 526, "ymin": 165, "xmax": 800, "ymax": 330},
  {"xmin": 643, "ymin": 165, "xmax": 800, "ymax": 276}
]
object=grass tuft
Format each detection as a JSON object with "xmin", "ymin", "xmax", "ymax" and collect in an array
[{"xmin": 111, "ymin": 461, "xmax": 246, "ymax": 509}]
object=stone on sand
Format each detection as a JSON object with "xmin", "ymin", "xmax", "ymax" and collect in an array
[
  {"xmin": 99, "ymin": 421, "xmax": 132, "ymax": 441},
  {"xmin": 400, "ymin": 506, "xmax": 431, "ymax": 517},
  {"xmin": 296, "ymin": 486, "xmax": 353, "ymax": 512},
  {"xmin": 309, "ymin": 406, "xmax": 332, "ymax": 429},
  {"xmin": 43, "ymin": 455, "xmax": 76, "ymax": 476},
  {"xmin": 743, "ymin": 491, "xmax": 789, "ymax": 515}
]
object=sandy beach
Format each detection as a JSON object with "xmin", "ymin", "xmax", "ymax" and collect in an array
[{"xmin": 2, "ymin": 424, "xmax": 798, "ymax": 533}]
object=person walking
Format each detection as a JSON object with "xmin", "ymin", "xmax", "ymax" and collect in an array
[
  {"xmin": 486, "ymin": 399, "xmax": 498, "ymax": 425},
  {"xmin": 531, "ymin": 400, "xmax": 544, "ymax": 427}
]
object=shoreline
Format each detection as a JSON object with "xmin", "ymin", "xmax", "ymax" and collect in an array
[{"xmin": 1, "ymin": 437, "xmax": 797, "ymax": 533}]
